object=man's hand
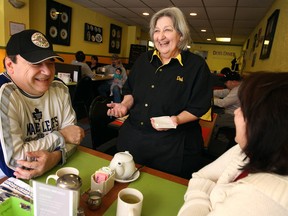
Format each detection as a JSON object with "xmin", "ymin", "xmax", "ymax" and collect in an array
[
  {"xmin": 14, "ymin": 150, "xmax": 61, "ymax": 180},
  {"xmin": 59, "ymin": 125, "xmax": 85, "ymax": 145}
]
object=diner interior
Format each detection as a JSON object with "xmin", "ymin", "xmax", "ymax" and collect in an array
[{"xmin": 0, "ymin": 0, "xmax": 288, "ymax": 215}]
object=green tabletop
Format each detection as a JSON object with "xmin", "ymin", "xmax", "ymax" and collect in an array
[
  {"xmin": 34, "ymin": 149, "xmax": 187, "ymax": 215},
  {"xmin": 35, "ymin": 149, "xmax": 110, "ymax": 192},
  {"xmin": 104, "ymin": 172, "xmax": 187, "ymax": 216}
]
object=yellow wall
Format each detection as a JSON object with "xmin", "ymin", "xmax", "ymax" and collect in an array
[
  {"xmin": 0, "ymin": 0, "xmax": 5, "ymax": 46},
  {"xmin": 1, "ymin": 0, "xmax": 30, "ymax": 46},
  {"xmin": 1, "ymin": 0, "xmax": 288, "ymax": 73},
  {"xmin": 191, "ymin": 44, "xmax": 242, "ymax": 72},
  {"xmin": 243, "ymin": 0, "xmax": 288, "ymax": 73},
  {"xmin": 30, "ymin": 0, "xmax": 130, "ymax": 62},
  {"xmin": 0, "ymin": 0, "xmax": 30, "ymax": 70}
]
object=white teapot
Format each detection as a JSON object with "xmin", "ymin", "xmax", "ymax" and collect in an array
[{"xmin": 109, "ymin": 151, "xmax": 136, "ymax": 180}]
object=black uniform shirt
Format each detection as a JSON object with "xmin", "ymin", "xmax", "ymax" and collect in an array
[{"xmin": 123, "ymin": 50, "xmax": 212, "ymax": 131}]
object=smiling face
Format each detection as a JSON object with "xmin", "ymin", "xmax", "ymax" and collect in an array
[
  {"xmin": 5, "ymin": 55, "xmax": 55, "ymax": 96},
  {"xmin": 153, "ymin": 16, "xmax": 181, "ymax": 62}
]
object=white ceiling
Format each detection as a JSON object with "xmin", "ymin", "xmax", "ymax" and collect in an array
[{"xmin": 70, "ymin": 0, "xmax": 275, "ymax": 45}]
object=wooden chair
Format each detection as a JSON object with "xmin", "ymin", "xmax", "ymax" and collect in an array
[
  {"xmin": 202, "ymin": 113, "xmax": 237, "ymax": 159},
  {"xmin": 88, "ymin": 96, "xmax": 118, "ymax": 154},
  {"xmin": 199, "ymin": 113, "xmax": 218, "ymax": 149}
]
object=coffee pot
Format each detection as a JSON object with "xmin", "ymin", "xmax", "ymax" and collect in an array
[{"xmin": 109, "ymin": 151, "xmax": 136, "ymax": 179}]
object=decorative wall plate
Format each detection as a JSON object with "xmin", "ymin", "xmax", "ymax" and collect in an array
[
  {"xmin": 49, "ymin": 26, "xmax": 57, "ymax": 38},
  {"xmin": 111, "ymin": 40, "xmax": 115, "ymax": 48},
  {"xmin": 86, "ymin": 31, "xmax": 91, "ymax": 41},
  {"xmin": 95, "ymin": 33, "xmax": 102, "ymax": 43},
  {"xmin": 116, "ymin": 41, "xmax": 120, "ymax": 49},
  {"xmin": 50, "ymin": 8, "xmax": 58, "ymax": 20},
  {"xmin": 61, "ymin": 12, "xmax": 69, "ymax": 23},
  {"xmin": 112, "ymin": 29, "xmax": 116, "ymax": 37},
  {"xmin": 60, "ymin": 29, "xmax": 68, "ymax": 39}
]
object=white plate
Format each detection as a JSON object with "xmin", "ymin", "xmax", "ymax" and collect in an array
[{"xmin": 114, "ymin": 170, "xmax": 140, "ymax": 183}]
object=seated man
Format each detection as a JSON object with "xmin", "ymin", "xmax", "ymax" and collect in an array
[
  {"xmin": 212, "ymin": 71, "xmax": 242, "ymax": 138},
  {"xmin": 0, "ymin": 29, "xmax": 85, "ymax": 179},
  {"xmin": 71, "ymin": 51, "xmax": 96, "ymax": 79},
  {"xmin": 97, "ymin": 54, "xmax": 127, "ymax": 103}
]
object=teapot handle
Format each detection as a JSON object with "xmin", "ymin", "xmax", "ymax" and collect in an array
[{"xmin": 116, "ymin": 162, "xmax": 125, "ymax": 177}]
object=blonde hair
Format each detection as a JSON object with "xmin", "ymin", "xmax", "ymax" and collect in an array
[{"xmin": 149, "ymin": 7, "xmax": 191, "ymax": 50}]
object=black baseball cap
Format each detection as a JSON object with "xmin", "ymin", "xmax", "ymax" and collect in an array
[
  {"xmin": 6, "ymin": 29, "xmax": 64, "ymax": 64},
  {"xmin": 221, "ymin": 71, "xmax": 242, "ymax": 82}
]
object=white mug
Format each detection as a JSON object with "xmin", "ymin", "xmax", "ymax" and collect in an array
[
  {"xmin": 116, "ymin": 188, "xmax": 143, "ymax": 216},
  {"xmin": 46, "ymin": 167, "xmax": 79, "ymax": 184}
]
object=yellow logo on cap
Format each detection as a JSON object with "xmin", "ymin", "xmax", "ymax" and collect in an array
[
  {"xmin": 176, "ymin": 76, "xmax": 183, "ymax": 82},
  {"xmin": 31, "ymin": 32, "xmax": 50, "ymax": 48}
]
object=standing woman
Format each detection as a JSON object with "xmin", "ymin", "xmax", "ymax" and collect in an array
[{"xmin": 108, "ymin": 7, "xmax": 212, "ymax": 179}]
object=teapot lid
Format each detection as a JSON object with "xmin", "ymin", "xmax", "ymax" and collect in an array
[
  {"xmin": 113, "ymin": 151, "xmax": 133, "ymax": 162},
  {"xmin": 57, "ymin": 174, "xmax": 82, "ymax": 190}
]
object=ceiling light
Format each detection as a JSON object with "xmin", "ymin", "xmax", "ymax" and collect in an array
[
  {"xmin": 207, "ymin": 38, "xmax": 211, "ymax": 41},
  {"xmin": 264, "ymin": 40, "xmax": 270, "ymax": 45},
  {"xmin": 143, "ymin": 12, "xmax": 149, "ymax": 16},
  {"xmin": 201, "ymin": 29, "xmax": 206, "ymax": 32},
  {"xmin": 190, "ymin": 12, "xmax": 197, "ymax": 16},
  {"xmin": 216, "ymin": 37, "xmax": 231, "ymax": 42}
]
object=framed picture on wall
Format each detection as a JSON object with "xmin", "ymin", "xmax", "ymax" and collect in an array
[
  {"xmin": 9, "ymin": 22, "xmax": 25, "ymax": 35},
  {"xmin": 84, "ymin": 23, "xmax": 103, "ymax": 43},
  {"xmin": 260, "ymin": 9, "xmax": 280, "ymax": 59},
  {"xmin": 109, "ymin": 24, "xmax": 122, "ymax": 54},
  {"xmin": 46, "ymin": 0, "xmax": 72, "ymax": 46}
]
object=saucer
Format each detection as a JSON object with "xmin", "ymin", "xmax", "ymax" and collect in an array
[{"xmin": 114, "ymin": 170, "xmax": 140, "ymax": 183}]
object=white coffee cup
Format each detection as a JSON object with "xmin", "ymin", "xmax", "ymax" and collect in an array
[
  {"xmin": 116, "ymin": 188, "xmax": 143, "ymax": 216},
  {"xmin": 46, "ymin": 167, "xmax": 79, "ymax": 184}
]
